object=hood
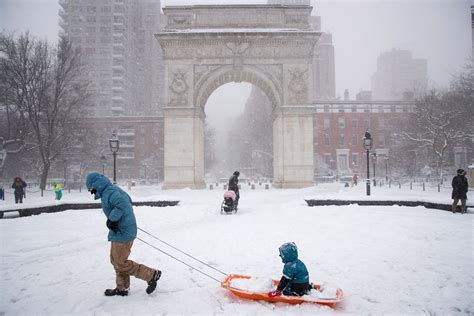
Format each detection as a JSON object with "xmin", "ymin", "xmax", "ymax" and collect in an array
[
  {"xmin": 279, "ymin": 242, "xmax": 298, "ymax": 263},
  {"xmin": 86, "ymin": 172, "xmax": 112, "ymax": 200}
]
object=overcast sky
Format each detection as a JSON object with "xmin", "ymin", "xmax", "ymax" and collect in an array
[{"xmin": 1, "ymin": 0, "xmax": 471, "ymax": 97}]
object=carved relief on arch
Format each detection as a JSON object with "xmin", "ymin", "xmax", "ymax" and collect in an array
[
  {"xmin": 287, "ymin": 67, "xmax": 309, "ymax": 104},
  {"xmin": 168, "ymin": 68, "xmax": 189, "ymax": 107}
]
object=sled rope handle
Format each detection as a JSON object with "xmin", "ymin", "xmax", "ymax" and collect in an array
[
  {"xmin": 138, "ymin": 227, "xmax": 228, "ymax": 277},
  {"xmin": 122, "ymin": 229, "xmax": 226, "ymax": 284}
]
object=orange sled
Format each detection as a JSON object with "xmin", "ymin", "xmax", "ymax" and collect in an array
[{"xmin": 221, "ymin": 274, "xmax": 343, "ymax": 308}]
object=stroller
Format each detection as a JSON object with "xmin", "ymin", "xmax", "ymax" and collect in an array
[{"xmin": 221, "ymin": 190, "xmax": 238, "ymax": 214}]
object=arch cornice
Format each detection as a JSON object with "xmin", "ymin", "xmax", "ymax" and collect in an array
[{"xmin": 195, "ymin": 64, "xmax": 283, "ymax": 112}]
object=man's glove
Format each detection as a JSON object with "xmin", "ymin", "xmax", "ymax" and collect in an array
[
  {"xmin": 106, "ymin": 219, "xmax": 119, "ymax": 233},
  {"xmin": 267, "ymin": 290, "xmax": 282, "ymax": 298}
]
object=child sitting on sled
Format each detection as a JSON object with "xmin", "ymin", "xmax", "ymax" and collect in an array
[{"xmin": 267, "ymin": 242, "xmax": 317, "ymax": 297}]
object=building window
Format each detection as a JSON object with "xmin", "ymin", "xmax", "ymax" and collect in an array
[
  {"xmin": 324, "ymin": 154, "xmax": 331, "ymax": 166},
  {"xmin": 351, "ymin": 119, "xmax": 357, "ymax": 129},
  {"xmin": 338, "ymin": 117, "xmax": 345, "ymax": 128},
  {"xmin": 379, "ymin": 133, "xmax": 385, "ymax": 146},
  {"xmin": 379, "ymin": 118, "xmax": 385, "ymax": 129},
  {"xmin": 351, "ymin": 135, "xmax": 357, "ymax": 146},
  {"xmin": 339, "ymin": 134, "xmax": 345, "ymax": 146},
  {"xmin": 338, "ymin": 105, "xmax": 344, "ymax": 113},
  {"xmin": 351, "ymin": 105, "xmax": 357, "ymax": 113},
  {"xmin": 324, "ymin": 117, "xmax": 330, "ymax": 129},
  {"xmin": 324, "ymin": 134, "xmax": 330, "ymax": 146},
  {"xmin": 364, "ymin": 119, "xmax": 370, "ymax": 129},
  {"xmin": 390, "ymin": 105, "xmax": 396, "ymax": 113},
  {"xmin": 352, "ymin": 153, "xmax": 358, "ymax": 166},
  {"xmin": 364, "ymin": 105, "xmax": 370, "ymax": 113},
  {"xmin": 324, "ymin": 105, "xmax": 330, "ymax": 113}
]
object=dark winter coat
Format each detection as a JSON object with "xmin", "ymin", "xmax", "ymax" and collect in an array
[
  {"xmin": 86, "ymin": 172, "xmax": 137, "ymax": 243},
  {"xmin": 452, "ymin": 175, "xmax": 468, "ymax": 200},
  {"xmin": 228, "ymin": 174, "xmax": 239, "ymax": 193},
  {"xmin": 11, "ymin": 178, "xmax": 27, "ymax": 197}
]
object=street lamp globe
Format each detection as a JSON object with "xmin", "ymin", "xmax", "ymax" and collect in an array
[
  {"xmin": 109, "ymin": 137, "xmax": 120, "ymax": 153},
  {"xmin": 363, "ymin": 131, "xmax": 372, "ymax": 150}
]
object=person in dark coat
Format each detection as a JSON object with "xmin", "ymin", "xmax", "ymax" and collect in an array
[
  {"xmin": 452, "ymin": 169, "xmax": 468, "ymax": 213},
  {"xmin": 228, "ymin": 171, "xmax": 240, "ymax": 207},
  {"xmin": 11, "ymin": 177, "xmax": 27, "ymax": 204},
  {"xmin": 86, "ymin": 172, "xmax": 161, "ymax": 296}
]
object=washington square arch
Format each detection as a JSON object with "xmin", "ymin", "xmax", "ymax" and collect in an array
[{"xmin": 156, "ymin": 4, "xmax": 321, "ymax": 189}]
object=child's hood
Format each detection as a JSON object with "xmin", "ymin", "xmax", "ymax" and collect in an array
[{"xmin": 279, "ymin": 242, "xmax": 298, "ymax": 263}]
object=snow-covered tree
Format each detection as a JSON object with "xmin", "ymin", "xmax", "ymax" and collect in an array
[{"xmin": 401, "ymin": 85, "xmax": 472, "ymax": 182}]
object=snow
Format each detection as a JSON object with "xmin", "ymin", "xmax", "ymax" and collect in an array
[{"xmin": 1, "ymin": 183, "xmax": 473, "ymax": 315}]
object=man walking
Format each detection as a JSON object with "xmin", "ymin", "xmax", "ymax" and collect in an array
[
  {"xmin": 451, "ymin": 169, "xmax": 468, "ymax": 213},
  {"xmin": 86, "ymin": 172, "xmax": 161, "ymax": 296}
]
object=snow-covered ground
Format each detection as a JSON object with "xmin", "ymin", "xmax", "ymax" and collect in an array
[{"xmin": 1, "ymin": 183, "xmax": 473, "ymax": 315}]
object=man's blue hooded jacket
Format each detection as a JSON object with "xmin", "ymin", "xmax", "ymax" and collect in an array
[{"xmin": 86, "ymin": 172, "xmax": 136, "ymax": 242}]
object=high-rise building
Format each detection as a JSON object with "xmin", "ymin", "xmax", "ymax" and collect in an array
[
  {"xmin": 371, "ymin": 49, "xmax": 427, "ymax": 101},
  {"xmin": 58, "ymin": 0, "xmax": 163, "ymax": 117},
  {"xmin": 311, "ymin": 16, "xmax": 336, "ymax": 101}
]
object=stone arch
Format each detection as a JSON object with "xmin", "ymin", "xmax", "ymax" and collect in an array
[
  {"xmin": 195, "ymin": 65, "xmax": 282, "ymax": 113},
  {"xmin": 156, "ymin": 4, "xmax": 320, "ymax": 189}
]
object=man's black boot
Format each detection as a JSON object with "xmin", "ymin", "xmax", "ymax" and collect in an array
[
  {"xmin": 104, "ymin": 288, "xmax": 129, "ymax": 296},
  {"xmin": 146, "ymin": 270, "xmax": 162, "ymax": 294}
]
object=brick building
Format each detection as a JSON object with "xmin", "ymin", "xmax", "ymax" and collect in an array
[
  {"xmin": 312, "ymin": 100, "xmax": 413, "ymax": 179},
  {"xmin": 77, "ymin": 116, "xmax": 164, "ymax": 182}
]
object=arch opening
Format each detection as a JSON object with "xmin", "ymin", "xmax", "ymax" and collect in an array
[{"xmin": 204, "ymin": 82, "xmax": 274, "ymax": 183}]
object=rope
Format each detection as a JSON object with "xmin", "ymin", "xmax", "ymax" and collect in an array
[
  {"xmin": 133, "ymin": 234, "xmax": 224, "ymax": 284},
  {"xmin": 138, "ymin": 227, "xmax": 228, "ymax": 277}
]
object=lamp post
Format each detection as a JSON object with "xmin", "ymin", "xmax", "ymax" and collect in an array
[
  {"xmin": 101, "ymin": 155, "xmax": 107, "ymax": 175},
  {"xmin": 384, "ymin": 156, "xmax": 389, "ymax": 182},
  {"xmin": 109, "ymin": 132, "xmax": 120, "ymax": 184},
  {"xmin": 372, "ymin": 152, "xmax": 377, "ymax": 187},
  {"xmin": 363, "ymin": 131, "xmax": 373, "ymax": 196}
]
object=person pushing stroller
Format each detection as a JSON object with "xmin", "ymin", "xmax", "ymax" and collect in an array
[{"xmin": 228, "ymin": 171, "xmax": 240, "ymax": 209}]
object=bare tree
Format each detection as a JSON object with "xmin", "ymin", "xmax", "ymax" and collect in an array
[{"xmin": 0, "ymin": 32, "xmax": 88, "ymax": 189}]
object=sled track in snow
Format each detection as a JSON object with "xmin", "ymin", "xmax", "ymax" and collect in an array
[
  {"xmin": 305, "ymin": 199, "xmax": 473, "ymax": 212},
  {"xmin": 0, "ymin": 201, "xmax": 180, "ymax": 219}
]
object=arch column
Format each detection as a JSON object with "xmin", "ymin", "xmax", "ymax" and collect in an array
[
  {"xmin": 273, "ymin": 107, "xmax": 314, "ymax": 188},
  {"xmin": 162, "ymin": 107, "xmax": 206, "ymax": 189}
]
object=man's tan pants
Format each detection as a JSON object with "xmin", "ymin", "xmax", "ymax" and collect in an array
[{"xmin": 110, "ymin": 241, "xmax": 155, "ymax": 290}]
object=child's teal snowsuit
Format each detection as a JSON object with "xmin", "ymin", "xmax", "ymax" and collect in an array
[{"xmin": 277, "ymin": 242, "xmax": 311, "ymax": 296}]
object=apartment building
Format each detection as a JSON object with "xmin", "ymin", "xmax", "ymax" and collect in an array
[{"xmin": 371, "ymin": 49, "xmax": 427, "ymax": 101}]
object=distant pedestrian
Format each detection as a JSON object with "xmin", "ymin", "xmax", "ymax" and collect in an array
[
  {"xmin": 352, "ymin": 174, "xmax": 358, "ymax": 186},
  {"xmin": 228, "ymin": 171, "xmax": 240, "ymax": 208},
  {"xmin": 11, "ymin": 177, "xmax": 27, "ymax": 204},
  {"xmin": 451, "ymin": 169, "xmax": 468, "ymax": 213},
  {"xmin": 52, "ymin": 182, "xmax": 63, "ymax": 200},
  {"xmin": 86, "ymin": 172, "xmax": 161, "ymax": 297}
]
